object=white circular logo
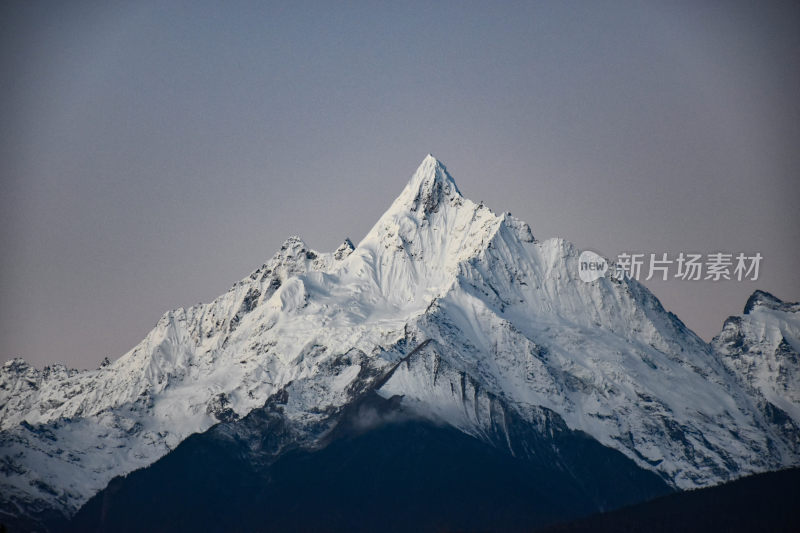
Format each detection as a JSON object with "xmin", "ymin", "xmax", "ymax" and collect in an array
[{"xmin": 578, "ymin": 250, "xmax": 608, "ymax": 282}]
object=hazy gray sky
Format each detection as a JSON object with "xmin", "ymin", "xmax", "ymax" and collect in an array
[{"xmin": 2, "ymin": 1, "xmax": 798, "ymax": 369}]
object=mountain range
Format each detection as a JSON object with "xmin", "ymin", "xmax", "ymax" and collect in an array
[{"xmin": 2, "ymin": 155, "xmax": 798, "ymax": 531}]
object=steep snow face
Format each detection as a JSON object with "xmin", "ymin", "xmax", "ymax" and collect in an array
[
  {"xmin": 712, "ymin": 291, "xmax": 800, "ymax": 424},
  {"xmin": 379, "ymin": 234, "xmax": 796, "ymax": 488},
  {"xmin": 344, "ymin": 155, "xmax": 504, "ymax": 310},
  {"xmin": 1, "ymin": 156, "xmax": 798, "ymax": 523}
]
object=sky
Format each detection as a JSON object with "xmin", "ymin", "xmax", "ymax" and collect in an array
[{"xmin": 1, "ymin": 0, "xmax": 798, "ymax": 369}]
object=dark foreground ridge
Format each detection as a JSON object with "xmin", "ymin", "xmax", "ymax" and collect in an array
[
  {"xmin": 63, "ymin": 391, "xmax": 669, "ymax": 533},
  {"xmin": 536, "ymin": 467, "xmax": 800, "ymax": 533}
]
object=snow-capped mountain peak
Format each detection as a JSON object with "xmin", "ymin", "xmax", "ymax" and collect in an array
[
  {"xmin": 713, "ymin": 290, "xmax": 800, "ymax": 424},
  {"xmin": 1, "ymin": 155, "xmax": 798, "ymax": 529},
  {"xmin": 393, "ymin": 153, "xmax": 462, "ymax": 215},
  {"xmin": 744, "ymin": 289, "xmax": 800, "ymax": 315},
  {"xmin": 343, "ymin": 155, "xmax": 502, "ymax": 310}
]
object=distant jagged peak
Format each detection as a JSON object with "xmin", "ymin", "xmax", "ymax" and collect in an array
[
  {"xmin": 277, "ymin": 235, "xmax": 310, "ymax": 255},
  {"xmin": 269, "ymin": 235, "xmax": 320, "ymax": 265},
  {"xmin": 233, "ymin": 235, "xmax": 325, "ymax": 292},
  {"xmin": 744, "ymin": 290, "xmax": 799, "ymax": 314}
]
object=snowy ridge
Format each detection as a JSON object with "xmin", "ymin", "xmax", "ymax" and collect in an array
[{"xmin": 1, "ymin": 155, "xmax": 798, "ymax": 524}]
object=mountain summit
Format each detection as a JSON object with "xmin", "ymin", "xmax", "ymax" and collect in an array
[
  {"xmin": 393, "ymin": 153, "xmax": 462, "ymax": 214},
  {"xmin": 2, "ymin": 156, "xmax": 798, "ymax": 531}
]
